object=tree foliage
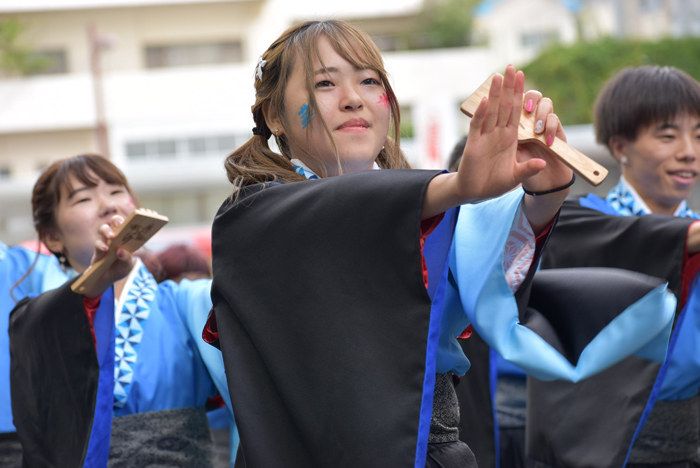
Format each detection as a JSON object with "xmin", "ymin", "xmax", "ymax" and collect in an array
[
  {"xmin": 521, "ymin": 37, "xmax": 700, "ymax": 125},
  {"xmin": 0, "ymin": 18, "xmax": 51, "ymax": 76},
  {"xmin": 420, "ymin": 0, "xmax": 480, "ymax": 48}
]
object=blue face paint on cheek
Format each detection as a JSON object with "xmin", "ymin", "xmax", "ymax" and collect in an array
[{"xmin": 298, "ymin": 104, "xmax": 313, "ymax": 129}]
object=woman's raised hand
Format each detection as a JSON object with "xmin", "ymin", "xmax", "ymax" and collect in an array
[
  {"xmin": 80, "ymin": 214, "xmax": 135, "ymax": 298},
  {"xmin": 422, "ymin": 65, "xmax": 573, "ymax": 231},
  {"xmin": 517, "ymin": 89, "xmax": 574, "ymax": 194},
  {"xmin": 457, "ymin": 66, "xmax": 547, "ymax": 200}
]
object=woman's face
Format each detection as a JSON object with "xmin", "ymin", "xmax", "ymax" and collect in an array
[
  {"xmin": 616, "ymin": 113, "xmax": 700, "ymax": 214},
  {"xmin": 44, "ymin": 171, "xmax": 135, "ymax": 272},
  {"xmin": 275, "ymin": 35, "xmax": 391, "ymax": 176}
]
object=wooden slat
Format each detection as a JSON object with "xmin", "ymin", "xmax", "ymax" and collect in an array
[
  {"xmin": 71, "ymin": 208, "xmax": 169, "ymax": 294},
  {"xmin": 460, "ymin": 73, "xmax": 608, "ymax": 186}
]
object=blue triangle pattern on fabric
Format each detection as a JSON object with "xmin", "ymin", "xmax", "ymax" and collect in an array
[
  {"xmin": 123, "ymin": 341, "xmax": 136, "ymax": 355},
  {"xmin": 113, "ymin": 265, "xmax": 157, "ymax": 409},
  {"xmin": 116, "ymin": 323, "xmax": 131, "ymax": 339},
  {"xmin": 123, "ymin": 301, "xmax": 138, "ymax": 315},
  {"xmin": 606, "ymin": 178, "xmax": 700, "ymax": 219}
]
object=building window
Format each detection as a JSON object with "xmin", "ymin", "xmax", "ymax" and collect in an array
[
  {"xmin": 125, "ymin": 133, "xmax": 243, "ymax": 162},
  {"xmin": 145, "ymin": 42, "xmax": 243, "ymax": 68},
  {"xmin": 27, "ymin": 50, "xmax": 68, "ymax": 75},
  {"xmin": 156, "ymin": 139, "xmax": 177, "ymax": 159},
  {"xmin": 217, "ymin": 135, "xmax": 236, "ymax": 152},
  {"xmin": 188, "ymin": 137, "xmax": 207, "ymax": 155},
  {"xmin": 126, "ymin": 142, "xmax": 148, "ymax": 160}
]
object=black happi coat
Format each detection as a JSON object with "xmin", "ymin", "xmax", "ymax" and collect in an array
[
  {"xmin": 209, "ymin": 170, "xmax": 449, "ymax": 468},
  {"xmin": 9, "ymin": 279, "xmax": 101, "ymax": 468},
  {"xmin": 208, "ymin": 171, "xmax": 675, "ymax": 468},
  {"xmin": 529, "ymin": 197, "xmax": 696, "ymax": 468},
  {"xmin": 455, "ymin": 269, "xmax": 671, "ymax": 468}
]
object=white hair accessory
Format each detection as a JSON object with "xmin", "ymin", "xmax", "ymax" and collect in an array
[{"xmin": 256, "ymin": 55, "xmax": 267, "ymax": 81}]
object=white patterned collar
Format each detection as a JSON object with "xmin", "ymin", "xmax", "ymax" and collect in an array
[
  {"xmin": 607, "ymin": 176, "xmax": 698, "ymax": 218},
  {"xmin": 620, "ymin": 176, "xmax": 654, "ymax": 215},
  {"xmin": 114, "ymin": 257, "xmax": 144, "ymax": 323},
  {"xmin": 290, "ymin": 158, "xmax": 380, "ymax": 180}
]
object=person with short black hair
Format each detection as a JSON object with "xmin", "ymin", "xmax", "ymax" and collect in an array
[
  {"xmin": 594, "ymin": 65, "xmax": 700, "ymax": 216},
  {"xmin": 534, "ymin": 65, "xmax": 700, "ymax": 468}
]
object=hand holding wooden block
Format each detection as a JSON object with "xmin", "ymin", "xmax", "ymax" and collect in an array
[
  {"xmin": 71, "ymin": 208, "xmax": 169, "ymax": 294},
  {"xmin": 460, "ymin": 73, "xmax": 608, "ymax": 186}
]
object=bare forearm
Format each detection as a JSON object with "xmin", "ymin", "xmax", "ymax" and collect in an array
[
  {"xmin": 422, "ymin": 173, "xmax": 490, "ymax": 220},
  {"xmin": 424, "ymin": 173, "xmax": 567, "ymax": 234},
  {"xmin": 522, "ymin": 189, "xmax": 569, "ymax": 235},
  {"xmin": 422, "ymin": 66, "xmax": 570, "ymax": 223}
]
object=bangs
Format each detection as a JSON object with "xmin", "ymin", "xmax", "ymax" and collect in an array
[
  {"xmin": 32, "ymin": 153, "xmax": 139, "ymax": 239},
  {"xmin": 596, "ymin": 66, "xmax": 700, "ymax": 145},
  {"xmin": 293, "ymin": 21, "xmax": 389, "ymax": 86},
  {"xmin": 322, "ymin": 24, "xmax": 386, "ymax": 75},
  {"xmin": 642, "ymin": 72, "xmax": 700, "ymax": 126},
  {"xmin": 53, "ymin": 154, "xmax": 133, "ymax": 203},
  {"xmin": 55, "ymin": 158, "xmax": 100, "ymax": 198}
]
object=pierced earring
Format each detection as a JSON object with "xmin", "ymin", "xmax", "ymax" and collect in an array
[
  {"xmin": 58, "ymin": 253, "xmax": 67, "ymax": 266},
  {"xmin": 274, "ymin": 127, "xmax": 278, "ymax": 135},
  {"xmin": 621, "ymin": 156, "xmax": 628, "ymax": 165}
]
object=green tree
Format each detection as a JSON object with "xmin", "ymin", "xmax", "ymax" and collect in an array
[
  {"xmin": 0, "ymin": 18, "xmax": 51, "ymax": 76},
  {"xmin": 521, "ymin": 37, "xmax": 700, "ymax": 125},
  {"xmin": 421, "ymin": 0, "xmax": 480, "ymax": 48}
]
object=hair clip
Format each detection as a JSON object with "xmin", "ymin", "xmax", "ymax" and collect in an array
[{"xmin": 256, "ymin": 55, "xmax": 267, "ymax": 81}]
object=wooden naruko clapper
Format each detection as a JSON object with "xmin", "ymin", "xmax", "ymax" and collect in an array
[
  {"xmin": 460, "ymin": 73, "xmax": 608, "ymax": 186},
  {"xmin": 71, "ymin": 208, "xmax": 169, "ymax": 294}
]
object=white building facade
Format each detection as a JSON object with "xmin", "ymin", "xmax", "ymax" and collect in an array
[{"xmin": 0, "ymin": 0, "xmax": 621, "ymax": 245}]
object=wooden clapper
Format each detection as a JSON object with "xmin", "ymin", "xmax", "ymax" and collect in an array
[
  {"xmin": 460, "ymin": 73, "xmax": 608, "ymax": 186},
  {"xmin": 71, "ymin": 208, "xmax": 169, "ymax": 294}
]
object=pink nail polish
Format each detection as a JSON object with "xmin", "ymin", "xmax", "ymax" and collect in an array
[
  {"xmin": 526, "ymin": 99, "xmax": 534, "ymax": 113},
  {"xmin": 547, "ymin": 135, "xmax": 553, "ymax": 146}
]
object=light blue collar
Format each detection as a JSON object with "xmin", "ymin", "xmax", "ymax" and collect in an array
[
  {"xmin": 291, "ymin": 158, "xmax": 380, "ymax": 180},
  {"xmin": 606, "ymin": 177, "xmax": 699, "ymax": 219},
  {"xmin": 291, "ymin": 159, "xmax": 320, "ymax": 180}
]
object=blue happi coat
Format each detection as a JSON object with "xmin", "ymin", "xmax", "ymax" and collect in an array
[{"xmin": 0, "ymin": 243, "xmax": 69, "ymax": 434}]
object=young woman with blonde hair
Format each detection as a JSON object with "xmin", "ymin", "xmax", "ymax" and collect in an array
[{"xmin": 205, "ymin": 20, "xmax": 676, "ymax": 468}]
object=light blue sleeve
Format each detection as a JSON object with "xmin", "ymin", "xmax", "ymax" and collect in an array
[
  {"xmin": 1, "ymin": 244, "xmax": 69, "ymax": 433},
  {"xmin": 4, "ymin": 245, "xmax": 69, "ymax": 300},
  {"xmin": 173, "ymin": 278, "xmax": 239, "ymax": 466},
  {"xmin": 450, "ymin": 189, "xmax": 676, "ymax": 382}
]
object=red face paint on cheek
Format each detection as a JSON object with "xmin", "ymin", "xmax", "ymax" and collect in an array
[{"xmin": 377, "ymin": 93, "xmax": 390, "ymax": 109}]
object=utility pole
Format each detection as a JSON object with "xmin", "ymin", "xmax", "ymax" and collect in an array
[{"xmin": 88, "ymin": 22, "xmax": 111, "ymax": 158}]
